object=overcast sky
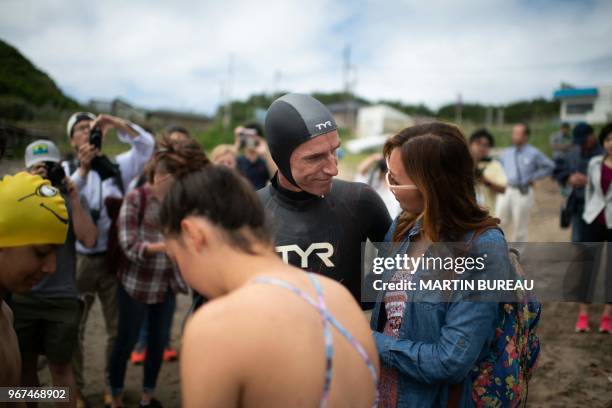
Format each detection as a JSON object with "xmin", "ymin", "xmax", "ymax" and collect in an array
[{"xmin": 1, "ymin": 0, "xmax": 611, "ymax": 115}]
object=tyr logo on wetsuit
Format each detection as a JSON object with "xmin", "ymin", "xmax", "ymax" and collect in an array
[{"xmin": 276, "ymin": 242, "xmax": 335, "ymax": 268}]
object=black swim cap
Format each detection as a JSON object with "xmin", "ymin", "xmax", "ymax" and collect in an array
[{"xmin": 265, "ymin": 93, "xmax": 337, "ymax": 188}]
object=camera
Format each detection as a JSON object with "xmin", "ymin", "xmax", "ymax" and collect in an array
[
  {"xmin": 239, "ymin": 128, "xmax": 260, "ymax": 149},
  {"xmin": 45, "ymin": 161, "xmax": 66, "ymax": 189},
  {"xmin": 474, "ymin": 157, "xmax": 492, "ymax": 181},
  {"xmin": 91, "ymin": 155, "xmax": 121, "ymax": 182},
  {"xmin": 87, "ymin": 125, "xmax": 120, "ymax": 181},
  {"xmin": 89, "ymin": 126, "xmax": 103, "ymax": 149}
]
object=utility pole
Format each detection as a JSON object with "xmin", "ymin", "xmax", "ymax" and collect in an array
[
  {"xmin": 496, "ymin": 107, "xmax": 505, "ymax": 127},
  {"xmin": 273, "ymin": 70, "xmax": 282, "ymax": 97},
  {"xmin": 455, "ymin": 93, "xmax": 463, "ymax": 125},
  {"xmin": 219, "ymin": 81, "xmax": 225, "ymax": 125},
  {"xmin": 486, "ymin": 105, "xmax": 493, "ymax": 127},
  {"xmin": 343, "ymin": 44, "xmax": 355, "ymax": 131},
  {"xmin": 223, "ymin": 54, "xmax": 234, "ymax": 133},
  {"xmin": 343, "ymin": 45, "xmax": 351, "ymax": 96}
]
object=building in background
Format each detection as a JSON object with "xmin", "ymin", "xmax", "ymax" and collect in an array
[
  {"xmin": 553, "ymin": 84, "xmax": 612, "ymax": 124},
  {"xmin": 327, "ymin": 100, "xmax": 367, "ymax": 131},
  {"xmin": 88, "ymin": 98, "xmax": 212, "ymax": 132},
  {"xmin": 356, "ymin": 104, "xmax": 414, "ymax": 138},
  {"xmin": 145, "ymin": 109, "xmax": 211, "ymax": 132},
  {"xmin": 89, "ymin": 98, "xmax": 147, "ymax": 123}
]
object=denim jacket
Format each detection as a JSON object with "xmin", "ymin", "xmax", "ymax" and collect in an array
[{"xmin": 370, "ymin": 219, "xmax": 511, "ymax": 407}]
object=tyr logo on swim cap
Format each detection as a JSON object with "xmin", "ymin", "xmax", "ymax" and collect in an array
[{"xmin": 265, "ymin": 93, "xmax": 337, "ymax": 188}]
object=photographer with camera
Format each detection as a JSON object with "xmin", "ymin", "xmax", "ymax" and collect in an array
[
  {"xmin": 9, "ymin": 140, "xmax": 96, "ymax": 406},
  {"xmin": 65, "ymin": 112, "xmax": 155, "ymax": 405},
  {"xmin": 233, "ymin": 122, "xmax": 276, "ymax": 190}
]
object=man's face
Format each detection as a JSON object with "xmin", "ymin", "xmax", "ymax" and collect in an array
[
  {"xmin": 289, "ymin": 131, "xmax": 340, "ymax": 196},
  {"xmin": 0, "ymin": 245, "xmax": 56, "ymax": 293},
  {"xmin": 511, "ymin": 124, "xmax": 528, "ymax": 146},
  {"xmin": 168, "ymin": 131, "xmax": 189, "ymax": 143},
  {"xmin": 215, "ymin": 152, "xmax": 236, "ymax": 169},
  {"xmin": 70, "ymin": 119, "xmax": 93, "ymax": 151},
  {"xmin": 470, "ymin": 137, "xmax": 491, "ymax": 162},
  {"xmin": 584, "ymin": 133, "xmax": 597, "ymax": 150}
]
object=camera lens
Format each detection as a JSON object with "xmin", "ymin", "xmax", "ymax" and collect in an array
[
  {"xmin": 89, "ymin": 127, "xmax": 103, "ymax": 149},
  {"xmin": 45, "ymin": 162, "xmax": 66, "ymax": 188}
]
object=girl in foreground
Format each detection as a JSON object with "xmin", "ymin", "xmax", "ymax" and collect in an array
[{"xmin": 160, "ymin": 166, "xmax": 379, "ymax": 408}]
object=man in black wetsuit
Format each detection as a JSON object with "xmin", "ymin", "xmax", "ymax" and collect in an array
[{"xmin": 259, "ymin": 93, "xmax": 391, "ymax": 307}]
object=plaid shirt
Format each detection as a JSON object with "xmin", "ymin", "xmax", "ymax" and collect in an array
[{"xmin": 118, "ymin": 185, "xmax": 187, "ymax": 303}]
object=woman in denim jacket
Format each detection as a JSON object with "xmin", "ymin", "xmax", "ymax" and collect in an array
[{"xmin": 370, "ymin": 122, "xmax": 512, "ymax": 407}]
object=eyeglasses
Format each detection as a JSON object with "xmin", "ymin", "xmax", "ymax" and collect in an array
[
  {"xmin": 73, "ymin": 123, "xmax": 91, "ymax": 134},
  {"xmin": 385, "ymin": 171, "xmax": 418, "ymax": 190},
  {"xmin": 154, "ymin": 173, "xmax": 174, "ymax": 184}
]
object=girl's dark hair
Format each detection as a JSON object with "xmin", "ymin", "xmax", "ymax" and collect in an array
[
  {"xmin": 160, "ymin": 165, "xmax": 272, "ymax": 254},
  {"xmin": 383, "ymin": 122, "xmax": 499, "ymax": 242},
  {"xmin": 147, "ymin": 136, "xmax": 209, "ymax": 183},
  {"xmin": 599, "ymin": 122, "xmax": 612, "ymax": 147}
]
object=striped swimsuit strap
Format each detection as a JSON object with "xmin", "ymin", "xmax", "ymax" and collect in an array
[{"xmin": 252, "ymin": 273, "xmax": 378, "ymax": 408}]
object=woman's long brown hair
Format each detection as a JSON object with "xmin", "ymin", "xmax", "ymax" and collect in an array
[{"xmin": 383, "ymin": 122, "xmax": 499, "ymax": 242}]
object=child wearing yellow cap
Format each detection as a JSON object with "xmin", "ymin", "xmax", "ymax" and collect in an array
[{"xmin": 0, "ymin": 171, "xmax": 68, "ymax": 387}]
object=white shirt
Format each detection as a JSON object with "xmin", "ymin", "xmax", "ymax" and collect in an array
[
  {"xmin": 354, "ymin": 171, "xmax": 401, "ymax": 219},
  {"xmin": 66, "ymin": 124, "xmax": 155, "ymax": 254},
  {"xmin": 583, "ymin": 155, "xmax": 612, "ymax": 229}
]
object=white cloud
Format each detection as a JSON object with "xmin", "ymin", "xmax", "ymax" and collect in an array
[
  {"xmin": 1, "ymin": 0, "xmax": 611, "ymax": 113},
  {"xmin": 354, "ymin": 0, "xmax": 612, "ymax": 107}
]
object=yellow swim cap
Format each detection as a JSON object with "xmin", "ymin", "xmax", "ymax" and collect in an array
[{"xmin": 0, "ymin": 172, "xmax": 68, "ymax": 247}]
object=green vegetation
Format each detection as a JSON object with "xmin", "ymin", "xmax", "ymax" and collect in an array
[
  {"xmin": 0, "ymin": 39, "xmax": 80, "ymax": 121},
  {"xmin": 437, "ymin": 98, "xmax": 560, "ymax": 124}
]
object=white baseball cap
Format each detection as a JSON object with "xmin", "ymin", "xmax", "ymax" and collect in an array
[
  {"xmin": 66, "ymin": 112, "xmax": 96, "ymax": 138},
  {"xmin": 25, "ymin": 139, "xmax": 61, "ymax": 168}
]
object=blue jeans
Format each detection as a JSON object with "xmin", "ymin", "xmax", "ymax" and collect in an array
[
  {"xmin": 135, "ymin": 295, "xmax": 176, "ymax": 351},
  {"xmin": 108, "ymin": 286, "xmax": 175, "ymax": 395}
]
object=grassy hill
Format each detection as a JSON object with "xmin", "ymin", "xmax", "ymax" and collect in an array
[{"xmin": 0, "ymin": 39, "xmax": 80, "ymax": 120}]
